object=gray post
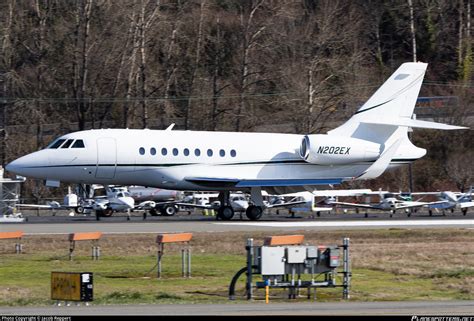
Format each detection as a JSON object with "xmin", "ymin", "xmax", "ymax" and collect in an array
[
  {"xmin": 187, "ymin": 248, "xmax": 191, "ymax": 278},
  {"xmin": 343, "ymin": 237, "xmax": 350, "ymax": 299},
  {"xmin": 15, "ymin": 240, "xmax": 22, "ymax": 254},
  {"xmin": 157, "ymin": 243, "xmax": 163, "ymax": 278},
  {"xmin": 181, "ymin": 249, "xmax": 186, "ymax": 278},
  {"xmin": 69, "ymin": 241, "xmax": 75, "ymax": 261},
  {"xmin": 246, "ymin": 238, "xmax": 253, "ymax": 300}
]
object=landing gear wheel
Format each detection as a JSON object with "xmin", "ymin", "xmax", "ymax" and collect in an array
[
  {"xmin": 246, "ymin": 205, "xmax": 263, "ymax": 221},
  {"xmin": 217, "ymin": 206, "xmax": 234, "ymax": 221},
  {"xmin": 149, "ymin": 208, "xmax": 159, "ymax": 216},
  {"xmin": 429, "ymin": 210, "xmax": 433, "ymax": 217},
  {"xmin": 161, "ymin": 205, "xmax": 177, "ymax": 216},
  {"xmin": 102, "ymin": 207, "xmax": 114, "ymax": 217},
  {"xmin": 75, "ymin": 206, "xmax": 84, "ymax": 214},
  {"xmin": 462, "ymin": 208, "xmax": 468, "ymax": 216},
  {"xmin": 390, "ymin": 210, "xmax": 395, "ymax": 218}
]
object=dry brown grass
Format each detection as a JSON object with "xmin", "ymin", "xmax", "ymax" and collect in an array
[{"xmin": 1, "ymin": 228, "xmax": 472, "ymax": 281}]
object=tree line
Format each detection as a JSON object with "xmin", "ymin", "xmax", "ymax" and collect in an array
[{"xmin": 0, "ymin": 0, "xmax": 473, "ymax": 196}]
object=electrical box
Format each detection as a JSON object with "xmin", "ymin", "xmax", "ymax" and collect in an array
[
  {"xmin": 306, "ymin": 246, "xmax": 318, "ymax": 259},
  {"xmin": 286, "ymin": 247, "xmax": 306, "ymax": 263},
  {"xmin": 329, "ymin": 247, "xmax": 340, "ymax": 268},
  {"xmin": 260, "ymin": 246, "xmax": 285, "ymax": 275},
  {"xmin": 51, "ymin": 272, "xmax": 93, "ymax": 302},
  {"xmin": 318, "ymin": 246, "xmax": 327, "ymax": 264}
]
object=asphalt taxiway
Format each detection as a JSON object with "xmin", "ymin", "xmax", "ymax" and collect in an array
[
  {"xmin": 1, "ymin": 300, "xmax": 474, "ymax": 315},
  {"xmin": 1, "ymin": 215, "xmax": 473, "ymax": 234}
]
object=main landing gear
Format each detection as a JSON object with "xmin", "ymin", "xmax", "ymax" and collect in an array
[
  {"xmin": 216, "ymin": 188, "xmax": 265, "ymax": 221},
  {"xmin": 245, "ymin": 205, "xmax": 263, "ymax": 221}
]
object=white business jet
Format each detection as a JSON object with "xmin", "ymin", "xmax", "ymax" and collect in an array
[{"xmin": 6, "ymin": 62, "xmax": 467, "ymax": 220}]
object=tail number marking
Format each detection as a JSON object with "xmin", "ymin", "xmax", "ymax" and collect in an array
[{"xmin": 317, "ymin": 146, "xmax": 351, "ymax": 155}]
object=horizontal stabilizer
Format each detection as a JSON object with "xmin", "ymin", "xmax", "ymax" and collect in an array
[{"xmin": 361, "ymin": 119, "xmax": 468, "ymax": 130}]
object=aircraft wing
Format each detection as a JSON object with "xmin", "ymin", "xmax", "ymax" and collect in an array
[
  {"xmin": 15, "ymin": 202, "xmax": 62, "ymax": 209},
  {"xmin": 184, "ymin": 177, "xmax": 344, "ymax": 188},
  {"xmin": 394, "ymin": 202, "xmax": 429, "ymax": 210},
  {"xmin": 397, "ymin": 201, "xmax": 446, "ymax": 210},
  {"xmin": 427, "ymin": 201, "xmax": 452, "ymax": 209},
  {"xmin": 329, "ymin": 201, "xmax": 378, "ymax": 210},
  {"xmin": 266, "ymin": 200, "xmax": 307, "ymax": 209},
  {"xmin": 460, "ymin": 201, "xmax": 474, "ymax": 209},
  {"xmin": 175, "ymin": 202, "xmax": 215, "ymax": 209},
  {"xmin": 311, "ymin": 189, "xmax": 373, "ymax": 197},
  {"xmin": 312, "ymin": 207, "xmax": 333, "ymax": 212}
]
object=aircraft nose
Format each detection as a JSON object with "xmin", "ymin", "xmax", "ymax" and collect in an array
[
  {"xmin": 5, "ymin": 151, "xmax": 47, "ymax": 177},
  {"xmin": 5, "ymin": 156, "xmax": 29, "ymax": 175}
]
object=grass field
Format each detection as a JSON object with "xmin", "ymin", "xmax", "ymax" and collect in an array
[{"xmin": 0, "ymin": 228, "xmax": 472, "ymax": 306}]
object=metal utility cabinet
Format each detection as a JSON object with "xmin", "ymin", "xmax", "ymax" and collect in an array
[{"xmin": 229, "ymin": 237, "xmax": 351, "ymax": 301}]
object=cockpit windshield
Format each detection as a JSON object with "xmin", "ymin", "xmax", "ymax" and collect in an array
[
  {"xmin": 48, "ymin": 139, "xmax": 66, "ymax": 149},
  {"xmin": 61, "ymin": 139, "xmax": 74, "ymax": 148},
  {"xmin": 72, "ymin": 140, "xmax": 85, "ymax": 148},
  {"xmin": 48, "ymin": 138, "xmax": 85, "ymax": 149}
]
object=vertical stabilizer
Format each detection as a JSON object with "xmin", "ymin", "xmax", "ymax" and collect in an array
[{"xmin": 328, "ymin": 62, "xmax": 428, "ymax": 144}]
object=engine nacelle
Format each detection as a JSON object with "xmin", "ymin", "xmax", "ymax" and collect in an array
[{"xmin": 299, "ymin": 134, "xmax": 381, "ymax": 165}]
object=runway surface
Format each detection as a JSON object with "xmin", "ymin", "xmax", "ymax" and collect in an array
[
  {"xmin": 1, "ymin": 300, "xmax": 473, "ymax": 315},
  {"xmin": 1, "ymin": 217, "xmax": 473, "ymax": 234}
]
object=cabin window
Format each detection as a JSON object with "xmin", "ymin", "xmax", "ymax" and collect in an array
[
  {"xmin": 194, "ymin": 149, "xmax": 201, "ymax": 156},
  {"xmin": 230, "ymin": 149, "xmax": 237, "ymax": 157},
  {"xmin": 71, "ymin": 139, "xmax": 85, "ymax": 148},
  {"xmin": 161, "ymin": 148, "xmax": 167, "ymax": 156},
  {"xmin": 61, "ymin": 139, "xmax": 74, "ymax": 149},
  {"xmin": 219, "ymin": 149, "xmax": 225, "ymax": 157},
  {"xmin": 139, "ymin": 147, "xmax": 145, "ymax": 155},
  {"xmin": 184, "ymin": 148, "xmax": 190, "ymax": 156},
  {"xmin": 150, "ymin": 147, "xmax": 156, "ymax": 155},
  {"xmin": 49, "ymin": 139, "xmax": 66, "ymax": 149},
  {"xmin": 173, "ymin": 148, "xmax": 179, "ymax": 156},
  {"xmin": 207, "ymin": 149, "xmax": 213, "ymax": 157}
]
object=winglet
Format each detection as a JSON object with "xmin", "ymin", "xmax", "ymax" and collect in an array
[
  {"xmin": 357, "ymin": 139, "xmax": 403, "ymax": 180},
  {"xmin": 165, "ymin": 123, "xmax": 175, "ymax": 131}
]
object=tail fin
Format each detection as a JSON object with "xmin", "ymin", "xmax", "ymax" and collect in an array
[{"xmin": 329, "ymin": 62, "xmax": 467, "ymax": 145}]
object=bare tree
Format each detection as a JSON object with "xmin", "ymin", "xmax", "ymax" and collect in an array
[{"xmin": 184, "ymin": 0, "xmax": 207, "ymax": 130}]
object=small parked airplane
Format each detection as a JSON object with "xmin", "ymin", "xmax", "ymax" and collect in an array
[
  {"xmin": 6, "ymin": 62, "xmax": 467, "ymax": 220},
  {"xmin": 279, "ymin": 189, "xmax": 373, "ymax": 216},
  {"xmin": 329, "ymin": 191, "xmax": 443, "ymax": 217},
  {"xmin": 16, "ymin": 185, "xmax": 135, "ymax": 217},
  {"xmin": 412, "ymin": 188, "xmax": 474, "ymax": 216}
]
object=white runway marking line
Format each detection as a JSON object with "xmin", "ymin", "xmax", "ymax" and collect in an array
[{"xmin": 215, "ymin": 219, "xmax": 474, "ymax": 228}]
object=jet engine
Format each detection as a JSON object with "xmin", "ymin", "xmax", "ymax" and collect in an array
[{"xmin": 299, "ymin": 134, "xmax": 381, "ymax": 165}]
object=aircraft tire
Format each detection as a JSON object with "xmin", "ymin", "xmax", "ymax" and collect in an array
[
  {"xmin": 149, "ymin": 209, "xmax": 159, "ymax": 216},
  {"xmin": 246, "ymin": 205, "xmax": 263, "ymax": 221},
  {"xmin": 217, "ymin": 206, "xmax": 234, "ymax": 221},
  {"xmin": 102, "ymin": 207, "xmax": 114, "ymax": 217},
  {"xmin": 75, "ymin": 206, "xmax": 84, "ymax": 214},
  {"xmin": 462, "ymin": 208, "xmax": 468, "ymax": 216},
  {"xmin": 161, "ymin": 205, "xmax": 177, "ymax": 216}
]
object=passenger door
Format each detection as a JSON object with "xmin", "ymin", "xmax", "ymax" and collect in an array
[{"xmin": 96, "ymin": 138, "xmax": 117, "ymax": 179}]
